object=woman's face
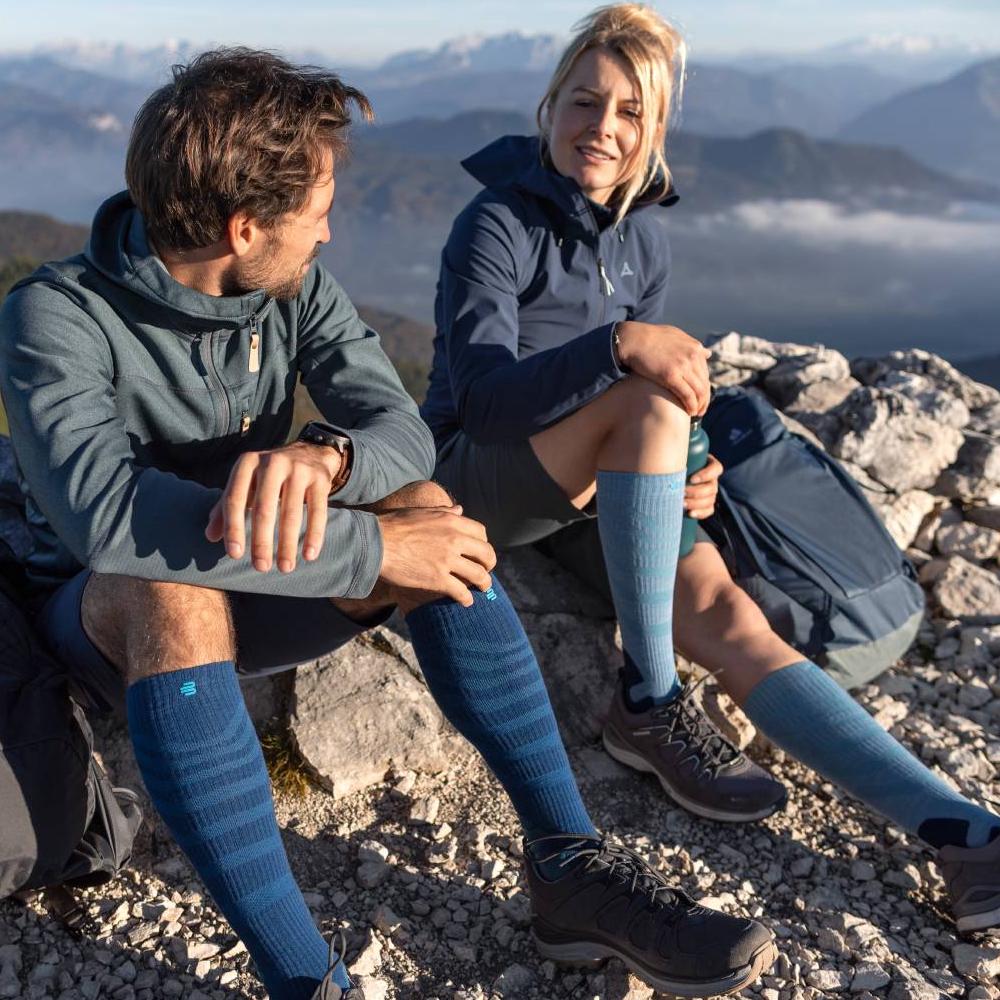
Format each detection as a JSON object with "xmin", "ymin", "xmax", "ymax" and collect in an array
[{"xmin": 546, "ymin": 46, "xmax": 643, "ymax": 205}]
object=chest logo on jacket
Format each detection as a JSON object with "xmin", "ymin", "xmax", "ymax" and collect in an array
[{"xmin": 620, "ymin": 260, "xmax": 634, "ymax": 277}]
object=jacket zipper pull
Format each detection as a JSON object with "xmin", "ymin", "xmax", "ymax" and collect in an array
[
  {"xmin": 248, "ymin": 314, "xmax": 261, "ymax": 373},
  {"xmin": 597, "ymin": 258, "xmax": 615, "ymax": 297},
  {"xmin": 240, "ymin": 410, "xmax": 251, "ymax": 435}
]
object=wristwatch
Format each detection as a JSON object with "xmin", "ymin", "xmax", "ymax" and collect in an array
[{"xmin": 297, "ymin": 421, "xmax": 353, "ymax": 493}]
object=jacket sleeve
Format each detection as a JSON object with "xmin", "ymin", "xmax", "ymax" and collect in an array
[
  {"xmin": 0, "ymin": 282, "xmax": 382, "ymax": 599},
  {"xmin": 439, "ymin": 198, "xmax": 626, "ymax": 445},
  {"xmin": 295, "ymin": 267, "xmax": 435, "ymax": 506},
  {"xmin": 630, "ymin": 222, "xmax": 672, "ymax": 324}
]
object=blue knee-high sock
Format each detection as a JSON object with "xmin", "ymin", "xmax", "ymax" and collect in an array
[
  {"xmin": 596, "ymin": 469, "xmax": 686, "ymax": 709},
  {"xmin": 405, "ymin": 578, "xmax": 596, "ymax": 842},
  {"xmin": 743, "ymin": 661, "xmax": 1000, "ymax": 849},
  {"xmin": 127, "ymin": 662, "xmax": 349, "ymax": 999}
]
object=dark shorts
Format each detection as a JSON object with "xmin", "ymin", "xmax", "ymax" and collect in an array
[
  {"xmin": 435, "ymin": 432, "xmax": 712, "ymax": 602},
  {"xmin": 35, "ymin": 570, "xmax": 385, "ymax": 714}
]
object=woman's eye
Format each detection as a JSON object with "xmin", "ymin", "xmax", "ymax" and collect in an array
[{"xmin": 621, "ymin": 108, "xmax": 641, "ymax": 119}]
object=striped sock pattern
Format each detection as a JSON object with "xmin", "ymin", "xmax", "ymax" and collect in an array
[
  {"xmin": 406, "ymin": 577, "xmax": 597, "ymax": 841},
  {"xmin": 596, "ymin": 469, "xmax": 686, "ymax": 707},
  {"xmin": 744, "ymin": 660, "xmax": 1000, "ymax": 849},
  {"xmin": 127, "ymin": 662, "xmax": 345, "ymax": 1000}
]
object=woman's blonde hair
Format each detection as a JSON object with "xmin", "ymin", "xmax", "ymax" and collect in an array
[{"xmin": 536, "ymin": 4, "xmax": 686, "ymax": 221}]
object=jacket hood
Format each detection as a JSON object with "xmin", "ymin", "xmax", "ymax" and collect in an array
[
  {"xmin": 461, "ymin": 134, "xmax": 678, "ymax": 233},
  {"xmin": 83, "ymin": 191, "xmax": 270, "ymax": 326}
]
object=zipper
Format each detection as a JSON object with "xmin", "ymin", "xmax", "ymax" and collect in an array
[
  {"xmin": 199, "ymin": 333, "xmax": 231, "ymax": 438},
  {"xmin": 248, "ymin": 313, "xmax": 261, "ymax": 373},
  {"xmin": 240, "ymin": 410, "xmax": 251, "ymax": 435},
  {"xmin": 597, "ymin": 258, "xmax": 616, "ymax": 297}
]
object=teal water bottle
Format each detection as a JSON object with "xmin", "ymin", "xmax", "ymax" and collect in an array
[{"xmin": 679, "ymin": 417, "xmax": 710, "ymax": 558}]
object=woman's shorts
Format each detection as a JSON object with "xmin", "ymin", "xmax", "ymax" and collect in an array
[{"xmin": 435, "ymin": 431, "xmax": 712, "ymax": 601}]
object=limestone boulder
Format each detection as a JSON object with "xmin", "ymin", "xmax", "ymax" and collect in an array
[
  {"xmin": 290, "ymin": 633, "xmax": 453, "ymax": 798},
  {"xmin": 875, "ymin": 490, "xmax": 938, "ymax": 551},
  {"xmin": 932, "ymin": 556, "xmax": 1000, "ymax": 621},
  {"xmin": 827, "ymin": 387, "xmax": 963, "ymax": 492},
  {"xmin": 935, "ymin": 522, "xmax": 1000, "ymax": 562},
  {"xmin": 497, "ymin": 544, "xmax": 614, "ymax": 619},
  {"xmin": 955, "ymin": 433, "xmax": 1000, "ymax": 484},
  {"xmin": 872, "ymin": 370, "xmax": 971, "ymax": 429},
  {"xmin": 783, "ymin": 377, "xmax": 860, "ymax": 417},
  {"xmin": 761, "ymin": 346, "xmax": 852, "ymax": 409},
  {"xmin": 934, "ymin": 469, "xmax": 1000, "ymax": 505},
  {"xmin": 967, "ymin": 505, "xmax": 1000, "ymax": 532},
  {"xmin": 705, "ymin": 332, "xmax": 781, "ymax": 384}
]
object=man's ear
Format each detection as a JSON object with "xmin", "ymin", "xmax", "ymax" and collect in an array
[{"xmin": 226, "ymin": 211, "xmax": 264, "ymax": 259}]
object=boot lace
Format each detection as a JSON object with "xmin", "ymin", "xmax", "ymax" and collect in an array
[
  {"xmin": 641, "ymin": 674, "xmax": 743, "ymax": 777},
  {"xmin": 527, "ymin": 834, "xmax": 693, "ymax": 913}
]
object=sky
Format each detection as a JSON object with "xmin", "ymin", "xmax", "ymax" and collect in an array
[{"xmin": 5, "ymin": 0, "xmax": 1000, "ymax": 62}]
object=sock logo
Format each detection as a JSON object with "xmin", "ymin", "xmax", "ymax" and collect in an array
[
  {"xmin": 179, "ymin": 681, "xmax": 197, "ymax": 697},
  {"xmin": 485, "ymin": 588, "xmax": 497, "ymax": 602}
]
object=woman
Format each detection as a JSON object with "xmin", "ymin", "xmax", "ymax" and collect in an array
[{"xmin": 424, "ymin": 3, "xmax": 1000, "ymax": 934}]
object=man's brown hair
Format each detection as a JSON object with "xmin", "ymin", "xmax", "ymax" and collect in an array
[{"xmin": 125, "ymin": 48, "xmax": 373, "ymax": 252}]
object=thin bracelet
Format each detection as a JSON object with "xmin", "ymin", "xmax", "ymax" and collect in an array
[{"xmin": 611, "ymin": 323, "xmax": 630, "ymax": 373}]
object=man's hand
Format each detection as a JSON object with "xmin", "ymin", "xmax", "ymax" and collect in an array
[
  {"xmin": 378, "ymin": 505, "xmax": 497, "ymax": 608},
  {"xmin": 616, "ymin": 321, "xmax": 712, "ymax": 416},
  {"xmin": 685, "ymin": 453, "xmax": 723, "ymax": 520},
  {"xmin": 205, "ymin": 441, "xmax": 343, "ymax": 573}
]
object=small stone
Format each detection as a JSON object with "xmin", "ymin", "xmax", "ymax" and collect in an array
[
  {"xmin": 481, "ymin": 859, "xmax": 505, "ymax": 881},
  {"xmin": 392, "ymin": 771, "xmax": 416, "ymax": 796},
  {"xmin": 356, "ymin": 859, "xmax": 391, "ymax": 889},
  {"xmin": 431, "ymin": 822, "xmax": 453, "ymax": 842},
  {"xmin": 806, "ymin": 969, "xmax": 849, "ymax": 991},
  {"xmin": 952, "ymin": 943, "xmax": 1000, "ymax": 979},
  {"xmin": 790, "ymin": 857, "xmax": 814, "ymax": 878},
  {"xmin": 351, "ymin": 932, "xmax": 383, "ymax": 977},
  {"xmin": 851, "ymin": 962, "xmax": 891, "ymax": 992},
  {"xmin": 355, "ymin": 976, "xmax": 389, "ymax": 1000},
  {"xmin": 372, "ymin": 904, "xmax": 402, "ymax": 936},
  {"xmin": 493, "ymin": 963, "xmax": 536, "ymax": 997},
  {"xmin": 185, "ymin": 942, "xmax": 220, "ymax": 961},
  {"xmin": 884, "ymin": 865, "xmax": 921, "ymax": 891},
  {"xmin": 409, "ymin": 796, "xmax": 440, "ymax": 825},
  {"xmin": 358, "ymin": 840, "xmax": 390, "ymax": 864},
  {"xmin": 851, "ymin": 860, "xmax": 877, "ymax": 882}
]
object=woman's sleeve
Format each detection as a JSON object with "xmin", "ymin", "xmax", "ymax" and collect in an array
[
  {"xmin": 440, "ymin": 199, "xmax": 626, "ymax": 445},
  {"xmin": 630, "ymin": 223, "xmax": 672, "ymax": 324}
]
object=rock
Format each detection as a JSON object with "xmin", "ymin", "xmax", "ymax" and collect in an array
[
  {"xmin": 493, "ymin": 963, "xmax": 536, "ymax": 997},
  {"xmin": 356, "ymin": 859, "xmax": 391, "ymax": 889},
  {"xmin": 876, "ymin": 490, "xmax": 938, "ymax": 550},
  {"xmin": 697, "ymin": 682, "xmax": 756, "ymax": 749},
  {"xmin": 851, "ymin": 962, "xmax": 891, "ymax": 992},
  {"xmin": 883, "ymin": 865, "xmax": 921, "ymax": 891},
  {"xmin": 854, "ymin": 349, "xmax": 1000, "ymax": 411},
  {"xmin": 956, "ymin": 433, "xmax": 1000, "ymax": 483},
  {"xmin": 784, "ymin": 377, "xmax": 860, "ymax": 416},
  {"xmin": 932, "ymin": 556, "xmax": 1000, "ymax": 620},
  {"xmin": 706, "ymin": 331, "xmax": 782, "ymax": 380},
  {"xmin": 934, "ymin": 469, "xmax": 1000, "ymax": 504},
  {"xmin": 358, "ymin": 840, "xmax": 389, "ymax": 864},
  {"xmin": 355, "ymin": 976, "xmax": 389, "ymax": 1000},
  {"xmin": 498, "ymin": 545, "xmax": 614, "ymax": 619},
  {"xmin": 409, "ymin": 796, "xmax": 441, "ymax": 825},
  {"xmin": 806, "ymin": 968, "xmax": 849, "ymax": 991},
  {"xmin": 851, "ymin": 860, "xmax": 877, "ymax": 882},
  {"xmin": 290, "ymin": 640, "xmax": 450, "ymax": 799},
  {"xmin": 519, "ymin": 611, "xmax": 620, "ymax": 746},
  {"xmin": 372, "ymin": 904, "xmax": 402, "ymax": 935},
  {"xmin": 967, "ymin": 505, "xmax": 1000, "ymax": 532},
  {"xmin": 872, "ymin": 370, "xmax": 971, "ymax": 429},
  {"xmin": 350, "ymin": 931, "xmax": 383, "ymax": 977},
  {"xmin": 239, "ymin": 673, "xmax": 287, "ymax": 724},
  {"xmin": 951, "ymin": 943, "xmax": 1000, "ymax": 979},
  {"xmin": 958, "ymin": 624, "xmax": 1000, "ymax": 667},
  {"xmin": 827, "ymin": 387, "xmax": 963, "ymax": 492},
  {"xmin": 935, "ymin": 522, "xmax": 1000, "ymax": 561},
  {"xmin": 761, "ymin": 344, "xmax": 852, "ymax": 407}
]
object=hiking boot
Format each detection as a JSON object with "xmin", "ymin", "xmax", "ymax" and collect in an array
[
  {"xmin": 603, "ymin": 676, "xmax": 786, "ymax": 822},
  {"xmin": 525, "ymin": 834, "xmax": 777, "ymax": 996},
  {"xmin": 937, "ymin": 834, "xmax": 1000, "ymax": 933},
  {"xmin": 311, "ymin": 929, "xmax": 366, "ymax": 1000}
]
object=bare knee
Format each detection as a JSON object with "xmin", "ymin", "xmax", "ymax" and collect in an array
[
  {"xmin": 606, "ymin": 376, "xmax": 690, "ymax": 435},
  {"xmin": 82, "ymin": 573, "xmax": 235, "ymax": 682}
]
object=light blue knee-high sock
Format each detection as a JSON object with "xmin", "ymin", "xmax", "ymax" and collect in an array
[
  {"xmin": 405, "ymin": 578, "xmax": 597, "ymax": 843},
  {"xmin": 596, "ymin": 469, "xmax": 686, "ymax": 709},
  {"xmin": 743, "ymin": 660, "xmax": 1000, "ymax": 849},
  {"xmin": 128, "ymin": 662, "xmax": 349, "ymax": 999}
]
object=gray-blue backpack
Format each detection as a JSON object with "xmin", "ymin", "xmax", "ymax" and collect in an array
[{"xmin": 701, "ymin": 387, "xmax": 926, "ymax": 690}]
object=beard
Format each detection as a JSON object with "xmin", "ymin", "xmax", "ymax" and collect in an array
[{"xmin": 223, "ymin": 241, "xmax": 322, "ymax": 302}]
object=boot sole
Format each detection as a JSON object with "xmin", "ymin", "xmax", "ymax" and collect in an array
[
  {"xmin": 533, "ymin": 928, "xmax": 778, "ymax": 997},
  {"xmin": 956, "ymin": 903, "xmax": 1000, "ymax": 934},
  {"xmin": 603, "ymin": 726, "xmax": 784, "ymax": 823}
]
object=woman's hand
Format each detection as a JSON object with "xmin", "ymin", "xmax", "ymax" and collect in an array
[
  {"xmin": 616, "ymin": 320, "xmax": 712, "ymax": 416},
  {"xmin": 685, "ymin": 453, "xmax": 723, "ymax": 519}
]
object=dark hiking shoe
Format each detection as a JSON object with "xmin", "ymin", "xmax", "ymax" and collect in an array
[
  {"xmin": 938, "ymin": 834, "xmax": 1000, "ymax": 934},
  {"xmin": 525, "ymin": 835, "xmax": 778, "ymax": 996},
  {"xmin": 603, "ymin": 676, "xmax": 787, "ymax": 822},
  {"xmin": 311, "ymin": 929, "xmax": 365, "ymax": 1000}
]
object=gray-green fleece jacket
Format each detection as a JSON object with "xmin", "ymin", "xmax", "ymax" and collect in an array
[{"xmin": 0, "ymin": 191, "xmax": 435, "ymax": 598}]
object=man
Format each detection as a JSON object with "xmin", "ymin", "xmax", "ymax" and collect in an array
[{"xmin": 0, "ymin": 50, "xmax": 776, "ymax": 999}]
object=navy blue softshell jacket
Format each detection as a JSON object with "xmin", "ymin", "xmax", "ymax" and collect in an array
[{"xmin": 421, "ymin": 134, "xmax": 678, "ymax": 450}]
